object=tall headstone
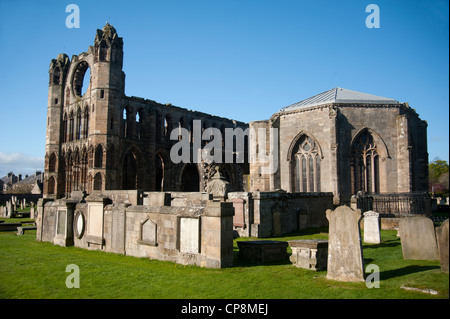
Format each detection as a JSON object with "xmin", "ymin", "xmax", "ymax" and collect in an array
[
  {"xmin": 363, "ymin": 211, "xmax": 381, "ymax": 244},
  {"xmin": 399, "ymin": 216, "xmax": 439, "ymax": 260},
  {"xmin": 326, "ymin": 206, "xmax": 365, "ymax": 282},
  {"xmin": 6, "ymin": 201, "xmax": 12, "ymax": 218},
  {"xmin": 436, "ymin": 219, "xmax": 449, "ymax": 273}
]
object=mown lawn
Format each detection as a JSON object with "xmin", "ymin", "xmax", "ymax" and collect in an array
[{"xmin": 0, "ymin": 220, "xmax": 448, "ymax": 299}]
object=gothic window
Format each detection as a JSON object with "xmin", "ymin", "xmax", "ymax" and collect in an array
[
  {"xmin": 122, "ymin": 150, "xmax": 138, "ymax": 189},
  {"xmin": 136, "ymin": 109, "xmax": 143, "ymax": 140},
  {"xmin": 53, "ymin": 67, "xmax": 61, "ymax": 84},
  {"xmin": 99, "ymin": 42, "xmax": 108, "ymax": 62},
  {"xmin": 83, "ymin": 107, "xmax": 89, "ymax": 138},
  {"xmin": 177, "ymin": 117, "xmax": 184, "ymax": 141},
  {"xmin": 76, "ymin": 109, "xmax": 82, "ymax": 140},
  {"xmin": 49, "ymin": 153, "xmax": 57, "ymax": 173},
  {"xmin": 122, "ymin": 107, "xmax": 130, "ymax": 138},
  {"xmin": 69, "ymin": 112, "xmax": 74, "ymax": 142},
  {"xmin": 94, "ymin": 145, "xmax": 103, "ymax": 168},
  {"xmin": 293, "ymin": 136, "xmax": 321, "ymax": 192},
  {"xmin": 351, "ymin": 130, "xmax": 379, "ymax": 194},
  {"xmin": 62, "ymin": 113, "xmax": 68, "ymax": 143},
  {"xmin": 93, "ymin": 173, "xmax": 102, "ymax": 190},
  {"xmin": 48, "ymin": 177, "xmax": 56, "ymax": 195},
  {"xmin": 164, "ymin": 115, "xmax": 172, "ymax": 139}
]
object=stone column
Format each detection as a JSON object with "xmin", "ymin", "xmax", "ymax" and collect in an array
[
  {"xmin": 328, "ymin": 106, "xmax": 340, "ymax": 205},
  {"xmin": 35, "ymin": 198, "xmax": 54, "ymax": 241},
  {"xmin": 396, "ymin": 115, "xmax": 411, "ymax": 192},
  {"xmin": 53, "ymin": 200, "xmax": 77, "ymax": 247},
  {"xmin": 201, "ymin": 201, "xmax": 234, "ymax": 268}
]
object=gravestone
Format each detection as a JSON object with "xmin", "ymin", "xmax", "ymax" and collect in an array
[
  {"xmin": 363, "ymin": 211, "xmax": 381, "ymax": 244},
  {"xmin": 326, "ymin": 206, "xmax": 365, "ymax": 282},
  {"xmin": 180, "ymin": 217, "xmax": 200, "ymax": 254},
  {"xmin": 436, "ymin": 219, "xmax": 449, "ymax": 273},
  {"xmin": 288, "ymin": 239, "xmax": 328, "ymax": 270},
  {"xmin": 30, "ymin": 205, "xmax": 35, "ymax": 219},
  {"xmin": 6, "ymin": 201, "xmax": 12, "ymax": 218},
  {"xmin": 399, "ymin": 216, "xmax": 439, "ymax": 260},
  {"xmin": 231, "ymin": 198, "xmax": 245, "ymax": 228}
]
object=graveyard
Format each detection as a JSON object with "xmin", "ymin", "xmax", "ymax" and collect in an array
[{"xmin": 0, "ymin": 210, "xmax": 448, "ymax": 299}]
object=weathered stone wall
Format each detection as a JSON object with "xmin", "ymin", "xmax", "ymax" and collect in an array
[
  {"xmin": 36, "ymin": 191, "xmax": 234, "ymax": 268},
  {"xmin": 229, "ymin": 191, "xmax": 333, "ymax": 238}
]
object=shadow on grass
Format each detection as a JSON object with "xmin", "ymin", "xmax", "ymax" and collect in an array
[
  {"xmin": 379, "ymin": 265, "xmax": 440, "ymax": 280},
  {"xmin": 363, "ymin": 239, "xmax": 401, "ymax": 249},
  {"xmin": 232, "ymin": 257, "xmax": 292, "ymax": 268}
]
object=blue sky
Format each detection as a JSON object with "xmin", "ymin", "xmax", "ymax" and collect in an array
[{"xmin": 0, "ymin": 0, "xmax": 448, "ymax": 177}]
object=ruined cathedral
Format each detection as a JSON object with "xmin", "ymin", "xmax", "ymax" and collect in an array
[{"xmin": 44, "ymin": 24, "xmax": 429, "ymax": 205}]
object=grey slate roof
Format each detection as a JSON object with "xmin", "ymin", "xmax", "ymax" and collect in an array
[{"xmin": 280, "ymin": 87, "xmax": 400, "ymax": 112}]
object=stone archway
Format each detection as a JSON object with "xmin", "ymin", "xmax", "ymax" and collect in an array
[
  {"xmin": 122, "ymin": 149, "xmax": 138, "ymax": 190},
  {"xmin": 181, "ymin": 163, "xmax": 200, "ymax": 192}
]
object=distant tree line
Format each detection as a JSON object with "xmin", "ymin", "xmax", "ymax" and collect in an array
[{"xmin": 429, "ymin": 158, "xmax": 449, "ymax": 197}]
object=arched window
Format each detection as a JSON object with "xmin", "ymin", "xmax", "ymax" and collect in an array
[
  {"xmin": 181, "ymin": 164, "xmax": 200, "ymax": 192},
  {"xmin": 76, "ymin": 109, "xmax": 82, "ymax": 140},
  {"xmin": 123, "ymin": 149, "xmax": 138, "ymax": 189},
  {"xmin": 178, "ymin": 117, "xmax": 184, "ymax": 141},
  {"xmin": 122, "ymin": 107, "xmax": 130, "ymax": 138},
  {"xmin": 99, "ymin": 41, "xmax": 108, "ymax": 62},
  {"xmin": 69, "ymin": 112, "xmax": 74, "ymax": 142},
  {"xmin": 83, "ymin": 107, "xmax": 89, "ymax": 138},
  {"xmin": 93, "ymin": 173, "xmax": 102, "ymax": 190},
  {"xmin": 48, "ymin": 177, "xmax": 56, "ymax": 195},
  {"xmin": 94, "ymin": 145, "xmax": 103, "ymax": 168},
  {"xmin": 53, "ymin": 67, "xmax": 61, "ymax": 84},
  {"xmin": 136, "ymin": 109, "xmax": 143, "ymax": 140},
  {"xmin": 351, "ymin": 130, "xmax": 379, "ymax": 194},
  {"xmin": 164, "ymin": 115, "xmax": 172, "ymax": 139},
  {"xmin": 62, "ymin": 113, "xmax": 68, "ymax": 143},
  {"xmin": 49, "ymin": 153, "xmax": 57, "ymax": 173},
  {"xmin": 292, "ymin": 135, "xmax": 321, "ymax": 192},
  {"xmin": 155, "ymin": 154, "xmax": 164, "ymax": 191}
]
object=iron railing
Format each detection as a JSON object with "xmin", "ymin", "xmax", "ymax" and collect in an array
[{"xmin": 356, "ymin": 192, "xmax": 431, "ymax": 216}]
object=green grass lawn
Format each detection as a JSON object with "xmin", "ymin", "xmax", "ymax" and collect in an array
[{"xmin": 0, "ymin": 220, "xmax": 448, "ymax": 299}]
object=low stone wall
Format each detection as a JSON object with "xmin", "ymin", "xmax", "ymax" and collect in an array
[
  {"xmin": 36, "ymin": 191, "xmax": 234, "ymax": 268},
  {"xmin": 228, "ymin": 191, "xmax": 333, "ymax": 238}
]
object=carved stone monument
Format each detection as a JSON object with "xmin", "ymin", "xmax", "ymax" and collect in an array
[
  {"xmin": 435, "ymin": 219, "xmax": 449, "ymax": 273},
  {"xmin": 326, "ymin": 206, "xmax": 365, "ymax": 282},
  {"xmin": 363, "ymin": 211, "xmax": 381, "ymax": 244},
  {"xmin": 288, "ymin": 239, "xmax": 328, "ymax": 271},
  {"xmin": 206, "ymin": 167, "xmax": 230, "ymax": 200},
  {"xmin": 399, "ymin": 216, "xmax": 439, "ymax": 260}
]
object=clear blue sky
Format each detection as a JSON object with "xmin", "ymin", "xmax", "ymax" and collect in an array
[{"xmin": 0, "ymin": 0, "xmax": 448, "ymax": 177}]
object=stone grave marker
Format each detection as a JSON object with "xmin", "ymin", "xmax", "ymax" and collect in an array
[
  {"xmin": 399, "ymin": 216, "xmax": 439, "ymax": 260},
  {"xmin": 363, "ymin": 211, "xmax": 381, "ymax": 244},
  {"xmin": 436, "ymin": 219, "xmax": 449, "ymax": 274},
  {"xmin": 326, "ymin": 205, "xmax": 365, "ymax": 282}
]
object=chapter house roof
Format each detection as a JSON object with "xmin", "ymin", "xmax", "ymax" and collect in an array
[{"xmin": 280, "ymin": 87, "xmax": 400, "ymax": 112}]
